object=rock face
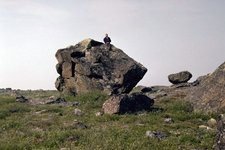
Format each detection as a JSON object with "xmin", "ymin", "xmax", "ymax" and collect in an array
[
  {"xmin": 214, "ymin": 115, "xmax": 225, "ymax": 150},
  {"xmin": 55, "ymin": 39, "xmax": 147, "ymax": 95},
  {"xmin": 168, "ymin": 71, "xmax": 192, "ymax": 84},
  {"xmin": 102, "ymin": 93, "xmax": 154, "ymax": 114},
  {"xmin": 186, "ymin": 62, "xmax": 225, "ymax": 112}
]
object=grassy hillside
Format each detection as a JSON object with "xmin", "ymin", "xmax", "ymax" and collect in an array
[{"xmin": 0, "ymin": 91, "xmax": 217, "ymax": 150}]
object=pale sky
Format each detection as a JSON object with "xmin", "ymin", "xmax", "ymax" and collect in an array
[{"xmin": 0, "ymin": 0, "xmax": 225, "ymax": 90}]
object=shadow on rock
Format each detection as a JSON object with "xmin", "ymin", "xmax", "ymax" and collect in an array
[{"xmin": 102, "ymin": 93, "xmax": 154, "ymax": 114}]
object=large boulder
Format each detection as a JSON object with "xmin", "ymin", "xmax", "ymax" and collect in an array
[
  {"xmin": 186, "ymin": 62, "xmax": 225, "ymax": 112},
  {"xmin": 102, "ymin": 93, "xmax": 154, "ymax": 114},
  {"xmin": 168, "ymin": 71, "xmax": 192, "ymax": 84},
  {"xmin": 55, "ymin": 39, "xmax": 147, "ymax": 95}
]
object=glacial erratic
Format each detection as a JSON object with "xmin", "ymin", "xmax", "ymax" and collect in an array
[{"xmin": 55, "ymin": 38, "xmax": 147, "ymax": 95}]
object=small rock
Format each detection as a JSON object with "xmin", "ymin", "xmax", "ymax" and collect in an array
[
  {"xmin": 32, "ymin": 127, "xmax": 44, "ymax": 132},
  {"xmin": 146, "ymin": 130, "xmax": 167, "ymax": 140},
  {"xmin": 169, "ymin": 130, "xmax": 181, "ymax": 136},
  {"xmin": 199, "ymin": 125, "xmax": 214, "ymax": 131},
  {"xmin": 71, "ymin": 101, "xmax": 80, "ymax": 106},
  {"xmin": 74, "ymin": 108, "xmax": 83, "ymax": 116},
  {"xmin": 60, "ymin": 148, "xmax": 70, "ymax": 150},
  {"xmin": 16, "ymin": 95, "xmax": 28, "ymax": 103},
  {"xmin": 73, "ymin": 120, "xmax": 87, "ymax": 129},
  {"xmin": 207, "ymin": 118, "xmax": 217, "ymax": 128},
  {"xmin": 35, "ymin": 109, "xmax": 47, "ymax": 114},
  {"xmin": 164, "ymin": 118, "xmax": 174, "ymax": 124},
  {"xmin": 138, "ymin": 112, "xmax": 147, "ymax": 116},
  {"xmin": 46, "ymin": 97, "xmax": 66, "ymax": 104},
  {"xmin": 146, "ymin": 131, "xmax": 156, "ymax": 138},
  {"xmin": 136, "ymin": 123, "xmax": 145, "ymax": 126},
  {"xmin": 95, "ymin": 112, "xmax": 103, "ymax": 116},
  {"xmin": 48, "ymin": 95, "xmax": 55, "ymax": 99},
  {"xmin": 66, "ymin": 135, "xmax": 80, "ymax": 141}
]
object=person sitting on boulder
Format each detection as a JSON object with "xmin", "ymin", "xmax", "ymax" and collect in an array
[
  {"xmin": 103, "ymin": 33, "xmax": 111, "ymax": 50},
  {"xmin": 103, "ymin": 33, "xmax": 111, "ymax": 44}
]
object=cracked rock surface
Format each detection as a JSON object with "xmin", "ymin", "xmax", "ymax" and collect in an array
[{"xmin": 55, "ymin": 39, "xmax": 147, "ymax": 95}]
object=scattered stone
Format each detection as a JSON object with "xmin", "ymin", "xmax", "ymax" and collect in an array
[
  {"xmin": 71, "ymin": 101, "xmax": 80, "ymax": 106},
  {"xmin": 55, "ymin": 38, "xmax": 147, "ymax": 95},
  {"xmin": 66, "ymin": 135, "xmax": 80, "ymax": 141},
  {"xmin": 146, "ymin": 131, "xmax": 155, "ymax": 138},
  {"xmin": 48, "ymin": 95, "xmax": 55, "ymax": 99},
  {"xmin": 198, "ymin": 125, "xmax": 214, "ymax": 131},
  {"xmin": 207, "ymin": 118, "xmax": 217, "ymax": 128},
  {"xmin": 45, "ymin": 97, "xmax": 66, "ymax": 104},
  {"xmin": 132, "ymin": 85, "xmax": 169, "ymax": 100},
  {"xmin": 9, "ymin": 108, "xmax": 20, "ymax": 113},
  {"xmin": 74, "ymin": 108, "xmax": 83, "ymax": 116},
  {"xmin": 32, "ymin": 127, "xmax": 44, "ymax": 132},
  {"xmin": 164, "ymin": 118, "xmax": 174, "ymax": 124},
  {"xmin": 95, "ymin": 111, "xmax": 103, "ymax": 116},
  {"xmin": 28, "ymin": 96, "xmax": 80, "ymax": 107},
  {"xmin": 145, "ymin": 130, "xmax": 167, "ymax": 140},
  {"xmin": 16, "ymin": 95, "xmax": 28, "ymax": 103},
  {"xmin": 136, "ymin": 123, "xmax": 145, "ymax": 126},
  {"xmin": 73, "ymin": 120, "xmax": 87, "ymax": 129},
  {"xmin": 102, "ymin": 93, "xmax": 154, "ymax": 114},
  {"xmin": 60, "ymin": 148, "xmax": 70, "ymax": 150},
  {"xmin": 132, "ymin": 85, "xmax": 169, "ymax": 94},
  {"xmin": 168, "ymin": 71, "xmax": 192, "ymax": 84},
  {"xmin": 35, "ymin": 109, "xmax": 47, "ymax": 114},
  {"xmin": 169, "ymin": 130, "xmax": 181, "ymax": 136},
  {"xmin": 137, "ymin": 112, "xmax": 147, "ymax": 116}
]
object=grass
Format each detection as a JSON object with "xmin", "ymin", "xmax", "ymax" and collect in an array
[{"xmin": 0, "ymin": 91, "xmax": 217, "ymax": 150}]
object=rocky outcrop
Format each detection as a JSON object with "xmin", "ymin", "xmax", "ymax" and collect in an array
[
  {"xmin": 168, "ymin": 71, "xmax": 192, "ymax": 84},
  {"xmin": 214, "ymin": 115, "xmax": 225, "ymax": 150},
  {"xmin": 55, "ymin": 39, "xmax": 147, "ymax": 95},
  {"xmin": 16, "ymin": 95, "xmax": 28, "ymax": 103},
  {"xmin": 102, "ymin": 93, "xmax": 154, "ymax": 114},
  {"xmin": 185, "ymin": 62, "xmax": 225, "ymax": 112},
  {"xmin": 132, "ymin": 61, "xmax": 225, "ymax": 113}
]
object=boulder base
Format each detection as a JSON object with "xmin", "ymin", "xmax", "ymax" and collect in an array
[{"xmin": 102, "ymin": 93, "xmax": 154, "ymax": 114}]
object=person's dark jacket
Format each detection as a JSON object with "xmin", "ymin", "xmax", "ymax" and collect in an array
[{"xmin": 103, "ymin": 37, "xmax": 111, "ymax": 44}]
